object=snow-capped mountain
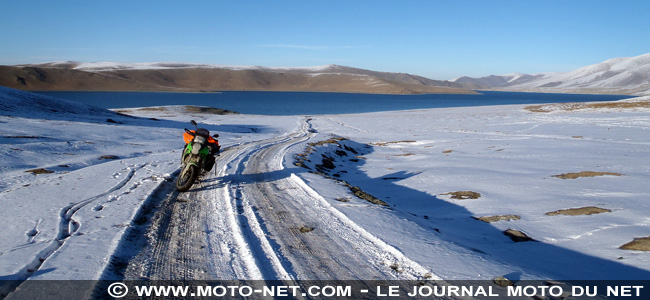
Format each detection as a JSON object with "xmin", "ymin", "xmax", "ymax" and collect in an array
[
  {"xmin": 4, "ymin": 53, "xmax": 649, "ymax": 95},
  {"xmin": 453, "ymin": 53, "xmax": 650, "ymax": 95}
]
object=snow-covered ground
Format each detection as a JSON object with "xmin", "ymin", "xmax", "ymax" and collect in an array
[
  {"xmin": 1, "ymin": 87, "xmax": 649, "ymax": 295},
  {"xmin": 295, "ymin": 97, "xmax": 650, "ymax": 280}
]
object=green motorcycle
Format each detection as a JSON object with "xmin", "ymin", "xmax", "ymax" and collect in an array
[{"xmin": 176, "ymin": 120, "xmax": 220, "ymax": 192}]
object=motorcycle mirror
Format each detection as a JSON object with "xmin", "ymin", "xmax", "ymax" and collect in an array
[
  {"xmin": 190, "ymin": 120, "xmax": 197, "ymax": 127},
  {"xmin": 213, "ymin": 134, "xmax": 219, "ymax": 138}
]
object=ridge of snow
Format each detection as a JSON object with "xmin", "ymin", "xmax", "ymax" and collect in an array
[{"xmin": 0, "ymin": 86, "xmax": 117, "ymax": 119}]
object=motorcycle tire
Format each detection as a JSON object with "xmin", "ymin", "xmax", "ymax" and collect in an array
[{"xmin": 176, "ymin": 164, "xmax": 198, "ymax": 192}]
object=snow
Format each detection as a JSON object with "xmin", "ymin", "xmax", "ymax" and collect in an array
[
  {"xmin": 0, "ymin": 86, "xmax": 115, "ymax": 120},
  {"xmin": 73, "ymin": 62, "xmax": 259, "ymax": 72},
  {"xmin": 0, "ymin": 88, "xmax": 299, "ymax": 284},
  {"xmin": 70, "ymin": 62, "xmax": 336, "ymax": 73},
  {"xmin": 454, "ymin": 53, "xmax": 650, "ymax": 95},
  {"xmin": 515, "ymin": 54, "xmax": 650, "ymax": 91},
  {"xmin": 258, "ymin": 64, "xmax": 336, "ymax": 72},
  {"xmin": 505, "ymin": 73, "xmax": 526, "ymax": 83},
  {"xmin": 1, "ymin": 87, "xmax": 650, "ymax": 293},
  {"xmin": 294, "ymin": 102, "xmax": 650, "ymax": 280}
]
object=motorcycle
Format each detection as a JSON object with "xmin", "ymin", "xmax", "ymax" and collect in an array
[{"xmin": 175, "ymin": 120, "xmax": 220, "ymax": 192}]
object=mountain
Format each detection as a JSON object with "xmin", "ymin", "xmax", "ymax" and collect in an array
[
  {"xmin": 453, "ymin": 73, "xmax": 547, "ymax": 88},
  {"xmin": 0, "ymin": 62, "xmax": 476, "ymax": 95},
  {"xmin": 452, "ymin": 53, "xmax": 650, "ymax": 95}
]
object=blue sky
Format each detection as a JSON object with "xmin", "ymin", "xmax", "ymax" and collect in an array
[{"xmin": 2, "ymin": 0, "xmax": 649, "ymax": 79}]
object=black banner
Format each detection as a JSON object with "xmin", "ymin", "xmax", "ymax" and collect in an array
[{"xmin": 2, "ymin": 280, "xmax": 649, "ymax": 300}]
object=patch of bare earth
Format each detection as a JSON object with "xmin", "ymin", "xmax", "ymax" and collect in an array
[
  {"xmin": 392, "ymin": 153, "xmax": 414, "ymax": 157},
  {"xmin": 308, "ymin": 137, "xmax": 347, "ymax": 147},
  {"xmin": 347, "ymin": 184, "xmax": 389, "ymax": 206},
  {"xmin": 183, "ymin": 106, "xmax": 239, "ymax": 115},
  {"xmin": 99, "ymin": 155, "xmax": 120, "ymax": 160},
  {"xmin": 25, "ymin": 168, "xmax": 54, "ymax": 174},
  {"xmin": 294, "ymin": 136, "xmax": 389, "ymax": 207},
  {"xmin": 546, "ymin": 206, "xmax": 611, "ymax": 216},
  {"xmin": 551, "ymin": 171, "xmax": 624, "ymax": 179},
  {"xmin": 474, "ymin": 215, "xmax": 521, "ymax": 223},
  {"xmin": 442, "ymin": 191, "xmax": 481, "ymax": 200},
  {"xmin": 525, "ymin": 100, "xmax": 650, "ymax": 113},
  {"xmin": 370, "ymin": 140, "xmax": 416, "ymax": 146},
  {"xmin": 116, "ymin": 105, "xmax": 238, "ymax": 115},
  {"xmin": 620, "ymin": 237, "xmax": 650, "ymax": 251},
  {"xmin": 5, "ymin": 135, "xmax": 42, "ymax": 139},
  {"xmin": 136, "ymin": 107, "xmax": 168, "ymax": 112}
]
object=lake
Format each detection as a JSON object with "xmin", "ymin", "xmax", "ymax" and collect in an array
[{"xmin": 36, "ymin": 91, "xmax": 634, "ymax": 116}]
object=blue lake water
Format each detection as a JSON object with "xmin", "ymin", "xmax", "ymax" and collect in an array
[{"xmin": 36, "ymin": 91, "xmax": 634, "ymax": 116}]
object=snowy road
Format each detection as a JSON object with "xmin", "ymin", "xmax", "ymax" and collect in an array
[
  {"xmin": 118, "ymin": 118, "xmax": 433, "ymax": 281},
  {"xmin": 5, "ymin": 86, "xmax": 649, "ymax": 298}
]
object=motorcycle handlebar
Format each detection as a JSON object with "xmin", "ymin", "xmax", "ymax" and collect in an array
[{"xmin": 184, "ymin": 128, "xmax": 195, "ymax": 136}]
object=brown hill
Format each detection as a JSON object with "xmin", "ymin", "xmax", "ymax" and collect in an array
[{"xmin": 0, "ymin": 63, "xmax": 477, "ymax": 95}]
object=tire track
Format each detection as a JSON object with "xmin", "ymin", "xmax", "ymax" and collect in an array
[
  {"xmin": 106, "ymin": 117, "xmax": 436, "ymax": 282},
  {"xmin": 227, "ymin": 118, "xmax": 435, "ymax": 280},
  {"xmin": 143, "ymin": 190, "xmax": 213, "ymax": 280},
  {"xmin": 114, "ymin": 172, "xmax": 216, "ymax": 280},
  {"xmin": 3, "ymin": 164, "xmax": 145, "ymax": 297},
  {"xmin": 110, "ymin": 135, "xmax": 297, "ymax": 280}
]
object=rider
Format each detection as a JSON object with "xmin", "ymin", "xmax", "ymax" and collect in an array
[{"xmin": 183, "ymin": 129, "xmax": 220, "ymax": 172}]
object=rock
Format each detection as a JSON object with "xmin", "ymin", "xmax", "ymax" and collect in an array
[
  {"xmin": 299, "ymin": 226, "xmax": 315, "ymax": 233},
  {"xmin": 493, "ymin": 276, "xmax": 514, "ymax": 287},
  {"xmin": 335, "ymin": 150, "xmax": 348, "ymax": 156},
  {"xmin": 504, "ymin": 229, "xmax": 535, "ymax": 242},
  {"xmin": 320, "ymin": 157, "xmax": 335, "ymax": 169}
]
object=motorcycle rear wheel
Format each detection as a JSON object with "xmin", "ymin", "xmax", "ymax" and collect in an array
[{"xmin": 176, "ymin": 164, "xmax": 198, "ymax": 192}]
